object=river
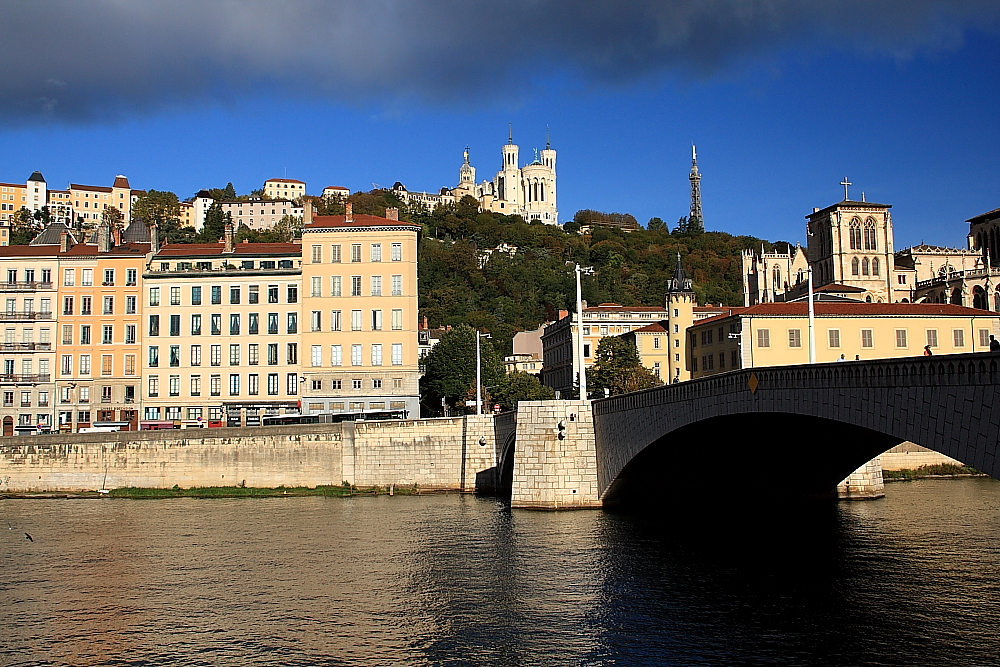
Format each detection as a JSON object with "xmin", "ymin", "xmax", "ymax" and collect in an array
[{"xmin": 2, "ymin": 478, "xmax": 999, "ymax": 666}]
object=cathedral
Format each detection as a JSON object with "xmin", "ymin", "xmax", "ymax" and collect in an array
[{"xmin": 392, "ymin": 128, "xmax": 559, "ymax": 225}]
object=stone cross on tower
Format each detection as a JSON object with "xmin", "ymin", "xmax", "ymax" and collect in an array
[{"xmin": 841, "ymin": 177, "xmax": 852, "ymax": 201}]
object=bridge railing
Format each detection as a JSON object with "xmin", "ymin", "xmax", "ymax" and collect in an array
[{"xmin": 593, "ymin": 352, "xmax": 1000, "ymax": 416}]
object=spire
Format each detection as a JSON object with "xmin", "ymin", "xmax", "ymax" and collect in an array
[
  {"xmin": 670, "ymin": 252, "xmax": 693, "ymax": 292},
  {"xmin": 464, "ymin": 146, "xmax": 470, "ymax": 165},
  {"xmin": 689, "ymin": 145, "xmax": 704, "ymax": 232},
  {"xmin": 508, "ymin": 123, "xmax": 513, "ymax": 145},
  {"xmin": 546, "ymin": 126, "xmax": 551, "ymax": 150}
]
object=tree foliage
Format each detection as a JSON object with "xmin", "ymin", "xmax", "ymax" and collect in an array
[
  {"xmin": 133, "ymin": 190, "xmax": 196, "ymax": 243},
  {"xmin": 419, "ymin": 324, "xmax": 504, "ymax": 415},
  {"xmin": 587, "ymin": 337, "xmax": 663, "ymax": 397},
  {"xmin": 493, "ymin": 371, "xmax": 555, "ymax": 410},
  {"xmin": 198, "ymin": 203, "xmax": 228, "ymax": 243},
  {"xmin": 10, "ymin": 207, "xmax": 41, "ymax": 245}
]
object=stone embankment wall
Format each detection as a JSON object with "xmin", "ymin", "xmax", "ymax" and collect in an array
[
  {"xmin": 880, "ymin": 441, "xmax": 964, "ymax": 470},
  {"xmin": 0, "ymin": 418, "xmax": 499, "ymax": 494}
]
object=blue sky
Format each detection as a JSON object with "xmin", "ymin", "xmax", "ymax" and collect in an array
[{"xmin": 1, "ymin": 2, "xmax": 997, "ymax": 249}]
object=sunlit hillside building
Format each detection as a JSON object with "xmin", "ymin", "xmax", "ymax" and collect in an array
[
  {"xmin": 322, "ymin": 186, "xmax": 350, "ymax": 200},
  {"xmin": 69, "ymin": 175, "xmax": 140, "ymax": 225},
  {"xmin": 300, "ymin": 203, "xmax": 421, "ymax": 417},
  {"xmin": 218, "ymin": 198, "xmax": 302, "ymax": 231},
  {"xmin": 264, "ymin": 178, "xmax": 306, "ymax": 201}
]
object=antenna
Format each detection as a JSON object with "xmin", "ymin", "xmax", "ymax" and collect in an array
[
  {"xmin": 547, "ymin": 125, "xmax": 551, "ymax": 150},
  {"xmin": 509, "ymin": 123, "xmax": 513, "ymax": 144}
]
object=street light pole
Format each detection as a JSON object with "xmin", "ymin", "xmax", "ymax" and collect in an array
[
  {"xmin": 476, "ymin": 330, "xmax": 483, "ymax": 415},
  {"xmin": 575, "ymin": 263, "xmax": 588, "ymax": 400},
  {"xmin": 808, "ymin": 266, "xmax": 816, "ymax": 364}
]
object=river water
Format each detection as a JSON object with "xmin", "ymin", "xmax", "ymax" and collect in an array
[{"xmin": 2, "ymin": 479, "xmax": 999, "ymax": 666}]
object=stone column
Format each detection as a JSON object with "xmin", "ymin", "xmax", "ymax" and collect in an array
[{"xmin": 837, "ymin": 456, "xmax": 885, "ymax": 500}]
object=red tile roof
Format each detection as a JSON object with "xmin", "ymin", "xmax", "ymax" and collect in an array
[
  {"xmin": 0, "ymin": 242, "xmax": 150, "ymax": 258},
  {"xmin": 153, "ymin": 242, "xmax": 300, "ymax": 257},
  {"xmin": 112, "ymin": 176, "xmax": 131, "ymax": 189},
  {"xmin": 304, "ymin": 214, "xmax": 419, "ymax": 230},
  {"xmin": 693, "ymin": 301, "xmax": 996, "ymax": 326},
  {"xmin": 70, "ymin": 184, "xmax": 112, "ymax": 193},
  {"xmin": 630, "ymin": 322, "xmax": 668, "ymax": 333},
  {"xmin": 584, "ymin": 303, "xmax": 668, "ymax": 313},
  {"xmin": 267, "ymin": 178, "xmax": 305, "ymax": 184}
]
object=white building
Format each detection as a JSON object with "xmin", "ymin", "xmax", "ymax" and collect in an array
[
  {"xmin": 219, "ymin": 198, "xmax": 302, "ymax": 231},
  {"xmin": 264, "ymin": 178, "xmax": 306, "ymax": 201}
]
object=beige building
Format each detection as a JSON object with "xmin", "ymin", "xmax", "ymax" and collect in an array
[
  {"xmin": 687, "ymin": 302, "xmax": 999, "ymax": 380},
  {"xmin": 142, "ymin": 231, "xmax": 303, "ymax": 426},
  {"xmin": 300, "ymin": 204, "xmax": 421, "ymax": 417},
  {"xmin": 264, "ymin": 178, "xmax": 306, "ymax": 201},
  {"xmin": 322, "ymin": 186, "xmax": 350, "ymax": 200},
  {"xmin": 69, "ymin": 175, "xmax": 139, "ymax": 225},
  {"xmin": 219, "ymin": 198, "xmax": 302, "ymax": 231}
]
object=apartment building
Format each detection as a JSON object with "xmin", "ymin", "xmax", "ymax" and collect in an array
[
  {"xmin": 141, "ymin": 231, "xmax": 303, "ymax": 426},
  {"xmin": 300, "ymin": 204, "xmax": 421, "ymax": 417},
  {"xmin": 264, "ymin": 178, "xmax": 306, "ymax": 200},
  {"xmin": 322, "ymin": 186, "xmax": 350, "ymax": 200},
  {"xmin": 218, "ymin": 198, "xmax": 302, "ymax": 231},
  {"xmin": 686, "ymin": 302, "xmax": 1000, "ymax": 379},
  {"xmin": 0, "ymin": 181, "xmax": 28, "ymax": 227},
  {"xmin": 69, "ymin": 175, "xmax": 139, "ymax": 224}
]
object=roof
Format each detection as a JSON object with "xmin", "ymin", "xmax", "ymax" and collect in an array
[
  {"xmin": 806, "ymin": 200, "xmax": 891, "ymax": 219},
  {"xmin": 153, "ymin": 242, "xmax": 301, "ymax": 258},
  {"xmin": 0, "ymin": 241, "xmax": 149, "ymax": 258},
  {"xmin": 30, "ymin": 223, "xmax": 76, "ymax": 246},
  {"xmin": 304, "ymin": 214, "xmax": 419, "ymax": 230},
  {"xmin": 967, "ymin": 207, "xmax": 1000, "ymax": 225},
  {"xmin": 900, "ymin": 244, "xmax": 977, "ymax": 254},
  {"xmin": 70, "ymin": 183, "xmax": 112, "ymax": 193},
  {"xmin": 814, "ymin": 282, "xmax": 867, "ymax": 293},
  {"xmin": 120, "ymin": 218, "xmax": 151, "ymax": 243},
  {"xmin": 112, "ymin": 175, "xmax": 131, "ymax": 189},
  {"xmin": 0, "ymin": 182, "xmax": 23, "ymax": 188},
  {"xmin": 693, "ymin": 301, "xmax": 996, "ymax": 326},
  {"xmin": 265, "ymin": 178, "xmax": 305, "ymax": 184},
  {"xmin": 28, "ymin": 171, "xmax": 45, "ymax": 183},
  {"xmin": 324, "ymin": 186, "xmax": 350, "ymax": 191},
  {"xmin": 583, "ymin": 303, "xmax": 668, "ymax": 313},
  {"xmin": 630, "ymin": 322, "xmax": 668, "ymax": 333}
]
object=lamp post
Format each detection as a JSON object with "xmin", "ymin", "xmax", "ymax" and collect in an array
[
  {"xmin": 476, "ymin": 330, "xmax": 491, "ymax": 415},
  {"xmin": 566, "ymin": 262, "xmax": 592, "ymax": 400},
  {"xmin": 808, "ymin": 266, "xmax": 816, "ymax": 364}
]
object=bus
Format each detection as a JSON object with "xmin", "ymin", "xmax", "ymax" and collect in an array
[
  {"xmin": 260, "ymin": 414, "xmax": 321, "ymax": 427},
  {"xmin": 319, "ymin": 410, "xmax": 408, "ymax": 424}
]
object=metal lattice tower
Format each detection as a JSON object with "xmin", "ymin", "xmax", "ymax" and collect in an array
[{"xmin": 689, "ymin": 145, "xmax": 703, "ymax": 230}]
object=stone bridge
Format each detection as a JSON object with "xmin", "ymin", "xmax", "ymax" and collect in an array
[{"xmin": 504, "ymin": 353, "xmax": 1000, "ymax": 508}]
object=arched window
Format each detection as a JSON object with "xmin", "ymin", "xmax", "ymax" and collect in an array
[
  {"xmin": 773, "ymin": 266, "xmax": 781, "ymax": 291},
  {"xmin": 995, "ymin": 290, "xmax": 1000, "ymax": 311},
  {"xmin": 849, "ymin": 218, "xmax": 862, "ymax": 250},
  {"xmin": 851, "ymin": 257, "xmax": 860, "ymax": 275},
  {"xmin": 861, "ymin": 257, "xmax": 870, "ymax": 276},
  {"xmin": 864, "ymin": 218, "xmax": 877, "ymax": 250},
  {"xmin": 951, "ymin": 288, "xmax": 963, "ymax": 305},
  {"xmin": 865, "ymin": 295, "xmax": 872, "ymax": 303},
  {"xmin": 901, "ymin": 298, "xmax": 909, "ymax": 303},
  {"xmin": 540, "ymin": 182, "xmax": 545, "ymax": 201},
  {"xmin": 872, "ymin": 257, "xmax": 880, "ymax": 276},
  {"xmin": 973, "ymin": 286, "xmax": 986, "ymax": 310}
]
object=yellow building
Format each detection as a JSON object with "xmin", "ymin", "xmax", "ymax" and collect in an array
[
  {"xmin": 687, "ymin": 302, "xmax": 1000, "ymax": 379},
  {"xmin": 264, "ymin": 178, "xmax": 306, "ymax": 201},
  {"xmin": 141, "ymin": 231, "xmax": 303, "ymax": 426},
  {"xmin": 300, "ymin": 204, "xmax": 421, "ymax": 417},
  {"xmin": 0, "ymin": 182, "xmax": 28, "ymax": 228}
]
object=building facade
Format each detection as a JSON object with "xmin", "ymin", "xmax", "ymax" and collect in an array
[
  {"xmin": 218, "ymin": 198, "xmax": 303, "ymax": 231},
  {"xmin": 264, "ymin": 178, "xmax": 306, "ymax": 201}
]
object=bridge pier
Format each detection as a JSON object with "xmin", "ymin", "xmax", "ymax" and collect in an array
[
  {"xmin": 837, "ymin": 457, "xmax": 885, "ymax": 500},
  {"xmin": 510, "ymin": 400, "xmax": 601, "ymax": 509}
]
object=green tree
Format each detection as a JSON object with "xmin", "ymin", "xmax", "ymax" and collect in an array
[
  {"xmin": 493, "ymin": 371, "xmax": 555, "ymax": 410},
  {"xmin": 419, "ymin": 324, "xmax": 504, "ymax": 415},
  {"xmin": 274, "ymin": 214, "xmax": 302, "ymax": 241},
  {"xmin": 235, "ymin": 224, "xmax": 282, "ymax": 243},
  {"xmin": 198, "ymin": 203, "xmax": 228, "ymax": 242},
  {"xmin": 33, "ymin": 206, "xmax": 53, "ymax": 227},
  {"xmin": 647, "ymin": 216, "xmax": 667, "ymax": 231},
  {"xmin": 101, "ymin": 205, "xmax": 123, "ymax": 233},
  {"xmin": 133, "ymin": 190, "xmax": 195, "ymax": 243},
  {"xmin": 587, "ymin": 337, "xmax": 662, "ymax": 398},
  {"xmin": 10, "ymin": 207, "xmax": 40, "ymax": 245}
]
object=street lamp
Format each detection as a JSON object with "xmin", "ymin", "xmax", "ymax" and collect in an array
[
  {"xmin": 808, "ymin": 266, "xmax": 816, "ymax": 364},
  {"xmin": 476, "ymin": 330, "xmax": 491, "ymax": 415},
  {"xmin": 566, "ymin": 261, "xmax": 594, "ymax": 399}
]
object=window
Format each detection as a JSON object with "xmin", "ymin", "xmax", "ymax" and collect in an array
[
  {"xmin": 63, "ymin": 296, "xmax": 74, "ymax": 315},
  {"xmin": 211, "ymin": 286, "xmax": 222, "ymax": 305},
  {"xmin": 191, "ymin": 314, "xmax": 202, "ymax": 336},
  {"xmin": 583, "ymin": 343, "xmax": 591, "ymax": 357},
  {"xmin": 248, "ymin": 285, "xmax": 258, "ymax": 304},
  {"xmin": 391, "ymin": 243, "xmax": 402, "ymax": 261},
  {"xmin": 191, "ymin": 286, "xmax": 202, "ymax": 305},
  {"xmin": 731, "ymin": 349, "xmax": 740, "ymax": 368},
  {"xmin": 331, "ymin": 276, "xmax": 342, "ymax": 297},
  {"xmin": 267, "ymin": 373, "xmax": 279, "ymax": 395},
  {"xmin": 103, "ymin": 269, "xmax": 115, "ymax": 286},
  {"xmin": 148, "ymin": 346, "xmax": 159, "ymax": 368},
  {"xmin": 896, "ymin": 329, "xmax": 908, "ymax": 348},
  {"xmin": 103, "ymin": 296, "xmax": 114, "ymax": 314},
  {"xmin": 148, "ymin": 376, "xmax": 159, "ymax": 398},
  {"xmin": 100, "ymin": 325, "xmax": 112, "ymax": 344},
  {"xmin": 653, "ymin": 337, "xmax": 661, "ymax": 349},
  {"xmin": 351, "ymin": 310, "xmax": 362, "ymax": 331},
  {"xmin": 191, "ymin": 345, "xmax": 202, "ymax": 366},
  {"xmin": 210, "ymin": 345, "xmax": 221, "ymax": 366},
  {"xmin": 268, "ymin": 285, "xmax": 278, "ymax": 303},
  {"xmin": 311, "ymin": 311, "xmax": 321, "ymax": 332},
  {"xmin": 371, "ymin": 244, "xmax": 382, "ymax": 262},
  {"xmin": 169, "ymin": 376, "xmax": 180, "ymax": 397},
  {"xmin": 230, "ymin": 374, "xmax": 241, "ymax": 396},
  {"xmin": 126, "ymin": 268, "xmax": 137, "ymax": 286},
  {"xmin": 351, "ymin": 276, "xmax": 362, "ymax": 296},
  {"xmin": 926, "ymin": 330, "xmax": 939, "ymax": 347},
  {"xmin": 393, "ymin": 378, "xmax": 403, "ymax": 389},
  {"xmin": 267, "ymin": 343, "xmax": 278, "ymax": 365},
  {"xmin": 692, "ymin": 357, "xmax": 698, "ymax": 372},
  {"xmin": 311, "ymin": 276, "xmax": 322, "ymax": 297},
  {"xmin": 170, "ymin": 345, "xmax": 180, "ymax": 367},
  {"xmin": 372, "ymin": 344, "xmax": 383, "ymax": 365},
  {"xmin": 287, "ymin": 312, "xmax": 297, "ymax": 334},
  {"xmin": 149, "ymin": 315, "xmax": 160, "ymax": 337},
  {"xmin": 248, "ymin": 313, "xmax": 258, "ymax": 335},
  {"xmin": 80, "ymin": 355, "xmax": 91, "ymax": 375},
  {"xmin": 287, "ymin": 374, "xmax": 298, "ymax": 395},
  {"xmin": 230, "ymin": 344, "xmax": 240, "ymax": 366},
  {"xmin": 230, "ymin": 287, "xmax": 241, "ymax": 305},
  {"xmin": 61, "ymin": 355, "xmax": 72, "ymax": 376},
  {"xmin": 352, "ymin": 379, "xmax": 362, "ymax": 390},
  {"xmin": 391, "ymin": 275, "xmax": 402, "ymax": 296},
  {"xmin": 210, "ymin": 375, "xmax": 221, "ymax": 396},
  {"xmin": 331, "ymin": 345, "xmax": 343, "ymax": 366},
  {"xmin": 980, "ymin": 329, "xmax": 991, "ymax": 347},
  {"xmin": 331, "ymin": 380, "xmax": 343, "ymax": 390},
  {"xmin": 230, "ymin": 313, "xmax": 241, "ymax": 336},
  {"xmin": 828, "ymin": 329, "xmax": 841, "ymax": 348},
  {"xmin": 82, "ymin": 269, "xmax": 93, "ymax": 286},
  {"xmin": 371, "ymin": 275, "xmax": 382, "ymax": 296},
  {"xmin": 757, "ymin": 329, "xmax": 770, "ymax": 348},
  {"xmin": 392, "ymin": 309, "xmax": 403, "ymax": 331},
  {"xmin": 312, "ymin": 245, "xmax": 322, "ymax": 263},
  {"xmin": 170, "ymin": 314, "xmax": 180, "ymax": 336},
  {"xmin": 211, "ymin": 314, "xmax": 222, "ymax": 336},
  {"xmin": 287, "ymin": 285, "xmax": 297, "ymax": 304},
  {"xmin": 126, "ymin": 295, "xmax": 137, "ymax": 314},
  {"xmin": 63, "ymin": 268, "xmax": 75, "ymax": 286},
  {"xmin": 80, "ymin": 324, "xmax": 91, "ymax": 345},
  {"xmin": 861, "ymin": 329, "xmax": 874, "ymax": 348},
  {"xmin": 373, "ymin": 379, "xmax": 382, "ymax": 389},
  {"xmin": 872, "ymin": 257, "xmax": 880, "ymax": 277},
  {"xmin": 286, "ymin": 343, "xmax": 297, "ymax": 365},
  {"xmin": 331, "ymin": 245, "xmax": 342, "ymax": 263},
  {"xmin": 312, "ymin": 379, "xmax": 322, "ymax": 390},
  {"xmin": 311, "ymin": 345, "xmax": 322, "ymax": 367},
  {"xmin": 267, "ymin": 313, "xmax": 278, "ymax": 335},
  {"xmin": 392, "ymin": 343, "xmax": 403, "ymax": 366},
  {"xmin": 248, "ymin": 374, "xmax": 259, "ymax": 395},
  {"xmin": 149, "ymin": 287, "xmax": 160, "ymax": 306},
  {"xmin": 125, "ymin": 355, "xmax": 136, "ymax": 376},
  {"xmin": 351, "ymin": 244, "xmax": 362, "ymax": 262},
  {"xmin": 170, "ymin": 286, "xmax": 181, "ymax": 306},
  {"xmin": 352, "ymin": 344, "xmax": 363, "ymax": 366},
  {"xmin": 372, "ymin": 310, "xmax": 383, "ymax": 331},
  {"xmin": 788, "ymin": 329, "xmax": 802, "ymax": 348},
  {"xmin": 248, "ymin": 344, "xmax": 259, "ymax": 365},
  {"xmin": 126, "ymin": 325, "xmax": 136, "ymax": 344},
  {"xmin": 954, "ymin": 329, "xmax": 965, "ymax": 347},
  {"xmin": 331, "ymin": 310, "xmax": 342, "ymax": 331}
]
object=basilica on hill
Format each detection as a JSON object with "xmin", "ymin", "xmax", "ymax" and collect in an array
[
  {"xmin": 392, "ymin": 127, "xmax": 559, "ymax": 225},
  {"xmin": 742, "ymin": 179, "xmax": 1000, "ymax": 311}
]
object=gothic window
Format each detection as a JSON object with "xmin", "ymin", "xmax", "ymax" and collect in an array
[
  {"xmin": 540, "ymin": 182, "xmax": 545, "ymax": 201},
  {"xmin": 849, "ymin": 218, "xmax": 862, "ymax": 250},
  {"xmin": 864, "ymin": 218, "xmax": 877, "ymax": 250},
  {"xmin": 852, "ymin": 258, "xmax": 860, "ymax": 276},
  {"xmin": 872, "ymin": 257, "xmax": 880, "ymax": 276},
  {"xmin": 995, "ymin": 290, "xmax": 1000, "ymax": 311},
  {"xmin": 861, "ymin": 257, "xmax": 870, "ymax": 276},
  {"xmin": 951, "ymin": 288, "xmax": 963, "ymax": 305}
]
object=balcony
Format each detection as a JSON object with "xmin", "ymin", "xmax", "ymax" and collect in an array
[
  {"xmin": 0, "ymin": 310, "xmax": 53, "ymax": 321},
  {"xmin": 0, "ymin": 374, "xmax": 51, "ymax": 384},
  {"xmin": 20, "ymin": 401, "xmax": 31, "ymax": 408},
  {"xmin": 0, "ymin": 281, "xmax": 53, "ymax": 292},
  {"xmin": 0, "ymin": 342, "xmax": 52, "ymax": 352}
]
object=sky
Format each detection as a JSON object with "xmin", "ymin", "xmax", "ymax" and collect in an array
[{"xmin": 1, "ymin": 1, "xmax": 998, "ymax": 249}]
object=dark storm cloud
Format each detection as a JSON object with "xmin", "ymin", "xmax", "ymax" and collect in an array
[{"xmin": 1, "ymin": 0, "xmax": 996, "ymax": 123}]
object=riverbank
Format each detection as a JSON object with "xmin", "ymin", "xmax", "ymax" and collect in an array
[
  {"xmin": 883, "ymin": 463, "xmax": 986, "ymax": 482},
  {"xmin": 1, "ymin": 483, "xmax": 439, "ymax": 500}
]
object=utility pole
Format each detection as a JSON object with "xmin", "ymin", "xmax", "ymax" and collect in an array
[
  {"xmin": 808, "ymin": 266, "xmax": 816, "ymax": 363},
  {"xmin": 575, "ymin": 263, "xmax": 587, "ymax": 400}
]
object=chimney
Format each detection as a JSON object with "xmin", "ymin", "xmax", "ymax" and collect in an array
[
  {"xmin": 112, "ymin": 225, "xmax": 122, "ymax": 247},
  {"xmin": 60, "ymin": 230, "xmax": 72, "ymax": 253},
  {"xmin": 224, "ymin": 220, "xmax": 235, "ymax": 253},
  {"xmin": 422, "ymin": 316, "xmax": 428, "ymax": 330},
  {"xmin": 385, "ymin": 207, "xmax": 399, "ymax": 221},
  {"xmin": 303, "ymin": 199, "xmax": 314, "ymax": 225},
  {"xmin": 150, "ymin": 224, "xmax": 160, "ymax": 254},
  {"xmin": 97, "ymin": 223, "xmax": 112, "ymax": 253},
  {"xmin": 558, "ymin": 309, "xmax": 569, "ymax": 321},
  {"xmin": 345, "ymin": 202, "xmax": 353, "ymax": 223}
]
